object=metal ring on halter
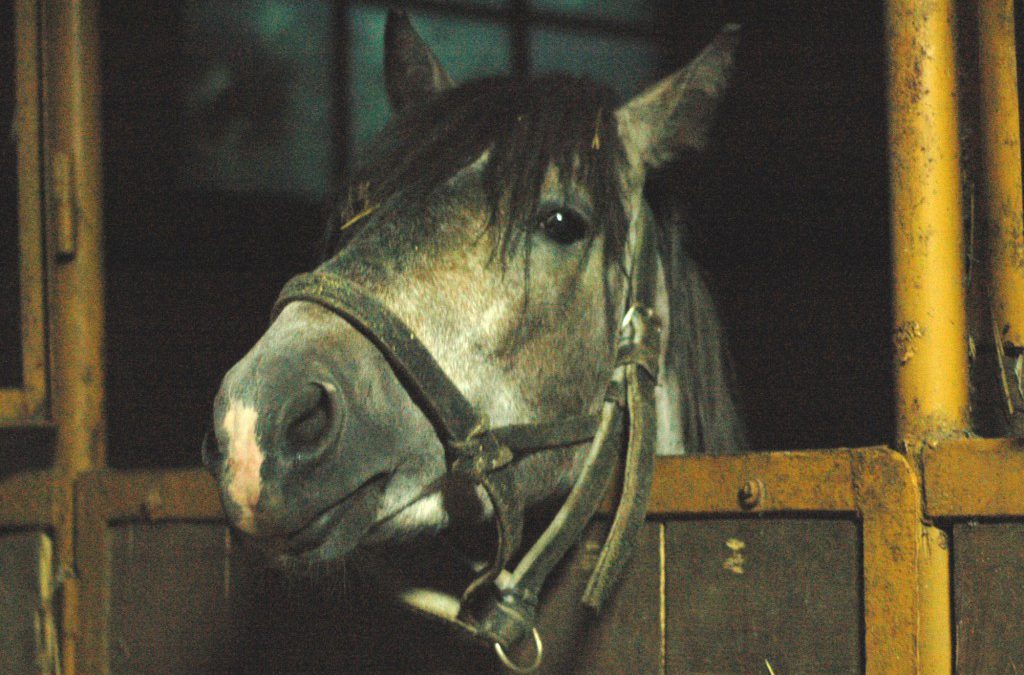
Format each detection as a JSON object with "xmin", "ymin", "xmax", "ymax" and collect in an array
[{"xmin": 493, "ymin": 627, "xmax": 543, "ymax": 674}]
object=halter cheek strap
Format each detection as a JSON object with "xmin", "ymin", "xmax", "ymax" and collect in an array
[{"xmin": 270, "ymin": 209, "xmax": 662, "ymax": 671}]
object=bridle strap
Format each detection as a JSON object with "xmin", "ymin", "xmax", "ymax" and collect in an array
[
  {"xmin": 272, "ymin": 273, "xmax": 601, "ymax": 457},
  {"xmin": 271, "ymin": 272, "xmax": 605, "ymax": 615},
  {"xmin": 583, "ymin": 200, "xmax": 662, "ymax": 610},
  {"xmin": 270, "ymin": 206, "xmax": 662, "ymax": 668},
  {"xmin": 272, "ymin": 273, "xmax": 486, "ymax": 452},
  {"xmin": 463, "ymin": 390, "xmax": 626, "ymax": 648}
]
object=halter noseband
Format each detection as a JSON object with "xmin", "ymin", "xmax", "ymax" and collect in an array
[{"xmin": 270, "ymin": 209, "xmax": 661, "ymax": 672}]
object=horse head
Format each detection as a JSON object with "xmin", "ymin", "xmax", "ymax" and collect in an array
[{"xmin": 203, "ymin": 11, "xmax": 744, "ymax": 589}]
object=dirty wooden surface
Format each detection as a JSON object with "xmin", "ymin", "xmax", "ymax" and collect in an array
[
  {"xmin": 953, "ymin": 522, "xmax": 1024, "ymax": 674},
  {"xmin": 108, "ymin": 523, "xmax": 236, "ymax": 674},
  {"xmin": 70, "ymin": 457, "xmax": 917, "ymax": 673},
  {"xmin": 99, "ymin": 516, "xmax": 864, "ymax": 673},
  {"xmin": 512, "ymin": 520, "xmax": 661, "ymax": 674},
  {"xmin": 665, "ymin": 517, "xmax": 861, "ymax": 674},
  {"xmin": 0, "ymin": 530, "xmax": 52, "ymax": 674}
]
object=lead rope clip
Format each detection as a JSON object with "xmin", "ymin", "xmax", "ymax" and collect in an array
[{"xmin": 493, "ymin": 627, "xmax": 543, "ymax": 674}]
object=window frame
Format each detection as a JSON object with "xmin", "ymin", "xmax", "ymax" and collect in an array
[{"xmin": 0, "ymin": 0, "xmax": 49, "ymax": 425}]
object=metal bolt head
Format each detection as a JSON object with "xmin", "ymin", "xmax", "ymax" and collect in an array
[{"xmin": 738, "ymin": 479, "xmax": 764, "ymax": 509}]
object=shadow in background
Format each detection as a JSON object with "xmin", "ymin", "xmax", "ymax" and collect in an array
[{"xmin": 100, "ymin": 1, "xmax": 891, "ymax": 466}]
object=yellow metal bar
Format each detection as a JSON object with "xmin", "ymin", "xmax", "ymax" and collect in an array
[
  {"xmin": 642, "ymin": 450, "xmax": 856, "ymax": 514},
  {"xmin": 924, "ymin": 437, "xmax": 1024, "ymax": 517},
  {"xmin": 40, "ymin": 2, "xmax": 106, "ymax": 672},
  {"xmin": 885, "ymin": 1, "xmax": 965, "ymax": 672},
  {"xmin": 853, "ymin": 449, "xmax": 923, "ymax": 675},
  {"xmin": 978, "ymin": 0, "xmax": 1024, "ymax": 430},
  {"xmin": 887, "ymin": 0, "xmax": 971, "ymax": 444},
  {"xmin": 44, "ymin": 0, "xmax": 107, "ymax": 474}
]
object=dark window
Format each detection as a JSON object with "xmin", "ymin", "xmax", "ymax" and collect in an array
[{"xmin": 1, "ymin": 0, "xmax": 23, "ymax": 389}]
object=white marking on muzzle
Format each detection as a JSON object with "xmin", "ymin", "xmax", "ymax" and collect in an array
[{"xmin": 222, "ymin": 401, "xmax": 264, "ymax": 534}]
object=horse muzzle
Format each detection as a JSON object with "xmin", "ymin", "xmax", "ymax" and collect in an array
[{"xmin": 203, "ymin": 302, "xmax": 444, "ymax": 558}]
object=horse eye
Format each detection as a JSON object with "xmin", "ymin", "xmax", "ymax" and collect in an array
[{"xmin": 538, "ymin": 209, "xmax": 588, "ymax": 245}]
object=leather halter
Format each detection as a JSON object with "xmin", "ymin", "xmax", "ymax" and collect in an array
[{"xmin": 271, "ymin": 208, "xmax": 662, "ymax": 672}]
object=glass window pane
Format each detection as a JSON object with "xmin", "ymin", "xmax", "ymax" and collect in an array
[
  {"xmin": 0, "ymin": 0, "xmax": 22, "ymax": 388},
  {"xmin": 349, "ymin": 5, "xmax": 511, "ymax": 154},
  {"xmin": 179, "ymin": 0, "xmax": 334, "ymax": 197},
  {"xmin": 425, "ymin": 0, "xmax": 509, "ymax": 8},
  {"xmin": 530, "ymin": 29, "xmax": 660, "ymax": 99},
  {"xmin": 530, "ymin": 0, "xmax": 668, "ymax": 25}
]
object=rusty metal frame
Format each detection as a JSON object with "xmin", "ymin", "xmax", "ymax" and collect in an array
[
  {"xmin": 647, "ymin": 449, "xmax": 923, "ymax": 674},
  {"xmin": 72, "ymin": 450, "xmax": 923, "ymax": 675},
  {"xmin": 885, "ymin": 0, "xmax": 968, "ymax": 671},
  {"xmin": 924, "ymin": 438, "xmax": 1024, "ymax": 518},
  {"xmin": 0, "ymin": 0, "xmax": 49, "ymax": 423}
]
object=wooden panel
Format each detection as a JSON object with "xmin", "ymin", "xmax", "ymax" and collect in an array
[
  {"xmin": 518, "ymin": 520, "xmax": 661, "ymax": 674},
  {"xmin": 0, "ymin": 530, "xmax": 55, "ymax": 674},
  {"xmin": 228, "ymin": 520, "xmax": 659, "ymax": 673},
  {"xmin": 108, "ymin": 523, "xmax": 236, "ymax": 674},
  {"xmin": 0, "ymin": 471, "xmax": 53, "ymax": 527},
  {"xmin": 954, "ymin": 522, "xmax": 1024, "ymax": 674},
  {"xmin": 665, "ymin": 517, "xmax": 861, "ymax": 674}
]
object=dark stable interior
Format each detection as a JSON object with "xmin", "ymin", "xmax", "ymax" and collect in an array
[{"xmin": 97, "ymin": 1, "xmax": 896, "ymax": 467}]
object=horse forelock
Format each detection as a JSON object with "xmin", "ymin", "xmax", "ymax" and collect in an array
[{"xmin": 324, "ymin": 75, "xmax": 630, "ymax": 264}]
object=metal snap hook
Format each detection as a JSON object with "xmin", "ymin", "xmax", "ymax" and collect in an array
[{"xmin": 493, "ymin": 627, "xmax": 543, "ymax": 674}]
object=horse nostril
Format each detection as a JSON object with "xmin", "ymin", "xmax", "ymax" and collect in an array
[{"xmin": 285, "ymin": 382, "xmax": 337, "ymax": 450}]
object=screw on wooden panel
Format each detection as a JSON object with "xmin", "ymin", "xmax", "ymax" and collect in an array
[{"xmin": 738, "ymin": 479, "xmax": 764, "ymax": 509}]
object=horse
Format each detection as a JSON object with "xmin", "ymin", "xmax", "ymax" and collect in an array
[{"xmin": 203, "ymin": 9, "xmax": 745, "ymax": 670}]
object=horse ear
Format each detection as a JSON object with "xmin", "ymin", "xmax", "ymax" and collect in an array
[
  {"xmin": 616, "ymin": 24, "xmax": 739, "ymax": 169},
  {"xmin": 384, "ymin": 9, "xmax": 454, "ymax": 112}
]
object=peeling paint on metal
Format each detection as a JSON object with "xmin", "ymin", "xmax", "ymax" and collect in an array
[{"xmin": 894, "ymin": 320, "xmax": 925, "ymax": 364}]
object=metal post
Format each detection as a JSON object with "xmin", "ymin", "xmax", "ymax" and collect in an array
[
  {"xmin": 886, "ymin": 0, "xmax": 967, "ymax": 671},
  {"xmin": 978, "ymin": 0, "xmax": 1024, "ymax": 434},
  {"xmin": 42, "ymin": 0, "xmax": 106, "ymax": 671}
]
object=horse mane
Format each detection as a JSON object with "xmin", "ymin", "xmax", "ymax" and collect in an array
[
  {"xmin": 647, "ymin": 174, "xmax": 748, "ymax": 454},
  {"xmin": 326, "ymin": 74, "xmax": 746, "ymax": 455},
  {"xmin": 325, "ymin": 74, "xmax": 627, "ymax": 259}
]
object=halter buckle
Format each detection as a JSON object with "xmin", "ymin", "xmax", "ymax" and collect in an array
[
  {"xmin": 449, "ymin": 416, "xmax": 516, "ymax": 478},
  {"xmin": 616, "ymin": 303, "xmax": 662, "ymax": 380}
]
